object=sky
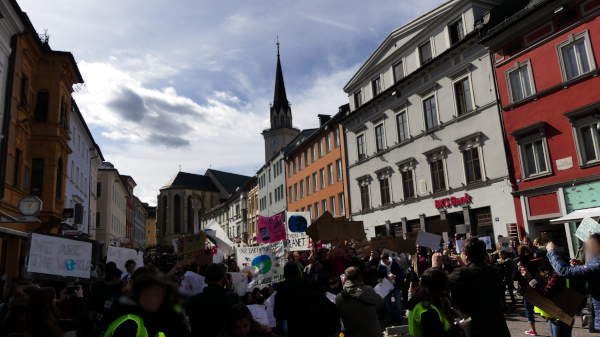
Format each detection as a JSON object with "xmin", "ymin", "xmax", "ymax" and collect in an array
[{"xmin": 18, "ymin": 0, "xmax": 445, "ymax": 205}]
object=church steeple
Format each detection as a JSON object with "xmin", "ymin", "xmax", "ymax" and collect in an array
[{"xmin": 270, "ymin": 38, "xmax": 292, "ymax": 129}]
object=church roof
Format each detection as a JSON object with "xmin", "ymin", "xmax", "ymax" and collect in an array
[
  {"xmin": 161, "ymin": 171, "xmax": 218, "ymax": 192},
  {"xmin": 272, "ymin": 44, "xmax": 290, "ymax": 113},
  {"xmin": 205, "ymin": 169, "xmax": 252, "ymax": 194}
]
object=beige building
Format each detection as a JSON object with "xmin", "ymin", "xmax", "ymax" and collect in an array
[
  {"xmin": 95, "ymin": 162, "xmax": 128, "ymax": 252},
  {"xmin": 247, "ymin": 183, "xmax": 258, "ymax": 244},
  {"xmin": 145, "ymin": 205, "xmax": 157, "ymax": 248}
]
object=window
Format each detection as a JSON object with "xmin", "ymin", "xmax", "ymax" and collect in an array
[
  {"xmin": 576, "ymin": 120, "xmax": 600, "ymax": 164},
  {"xmin": 559, "ymin": 33, "xmax": 595, "ymax": 80},
  {"xmin": 13, "ymin": 149, "xmax": 21, "ymax": 187},
  {"xmin": 311, "ymin": 145, "xmax": 315, "ymax": 162},
  {"xmin": 299, "ymin": 180, "xmax": 304, "ymax": 198},
  {"xmin": 34, "ymin": 90, "xmax": 49, "ymax": 122},
  {"xmin": 334, "ymin": 129, "xmax": 340, "ymax": 147},
  {"xmin": 327, "ymin": 164, "xmax": 334, "ymax": 185},
  {"xmin": 449, "ymin": 18, "xmax": 465, "ymax": 45},
  {"xmin": 19, "ymin": 74, "xmax": 28, "ymax": 106},
  {"xmin": 293, "ymin": 184, "xmax": 298, "ymax": 201},
  {"xmin": 306, "ymin": 176, "xmax": 310, "ymax": 196},
  {"xmin": 375, "ymin": 123, "xmax": 386, "ymax": 152},
  {"xmin": 357, "ymin": 134, "xmax": 366, "ymax": 160},
  {"xmin": 393, "ymin": 61, "xmax": 404, "ymax": 82},
  {"xmin": 31, "ymin": 158, "xmax": 44, "ymax": 196},
  {"xmin": 326, "ymin": 134, "xmax": 331, "ymax": 153},
  {"xmin": 325, "ymin": 197, "xmax": 334, "ymax": 216},
  {"xmin": 314, "ymin": 202, "xmax": 320, "ymax": 217},
  {"xmin": 318, "ymin": 140, "xmax": 323, "ymax": 157},
  {"xmin": 307, "ymin": 204, "xmax": 312, "ymax": 218},
  {"xmin": 371, "ymin": 76, "xmax": 382, "ymax": 97},
  {"xmin": 319, "ymin": 168, "xmax": 325, "ymax": 189},
  {"xmin": 338, "ymin": 192, "xmax": 345, "ymax": 215},
  {"xmin": 336, "ymin": 159, "xmax": 343, "ymax": 182},
  {"xmin": 430, "ymin": 159, "xmax": 446, "ymax": 192},
  {"xmin": 360, "ymin": 184, "xmax": 370, "ymax": 210},
  {"xmin": 419, "ymin": 41, "xmax": 433, "ymax": 64},
  {"xmin": 379, "ymin": 176, "xmax": 391, "ymax": 206},
  {"xmin": 396, "ymin": 111, "xmax": 409, "ymax": 142},
  {"xmin": 463, "ymin": 147, "xmax": 482, "ymax": 183},
  {"xmin": 423, "ymin": 95, "xmax": 438, "ymax": 130},
  {"xmin": 312, "ymin": 172, "xmax": 317, "ymax": 192},
  {"xmin": 401, "ymin": 169, "xmax": 415, "ymax": 199},
  {"xmin": 96, "ymin": 212, "xmax": 101, "ymax": 228},
  {"xmin": 298, "ymin": 155, "xmax": 303, "ymax": 170},
  {"xmin": 520, "ymin": 138, "xmax": 550, "ymax": 178},
  {"xmin": 454, "ymin": 77, "xmax": 473, "ymax": 115},
  {"xmin": 292, "ymin": 160, "xmax": 296, "ymax": 174},
  {"xmin": 288, "ymin": 186, "xmax": 293, "ymax": 202},
  {"xmin": 354, "ymin": 90, "xmax": 362, "ymax": 108},
  {"xmin": 269, "ymin": 192, "xmax": 272, "ymax": 205},
  {"xmin": 507, "ymin": 63, "xmax": 534, "ymax": 103}
]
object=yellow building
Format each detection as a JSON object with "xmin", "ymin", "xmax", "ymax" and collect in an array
[
  {"xmin": 0, "ymin": 10, "xmax": 83, "ymax": 279},
  {"xmin": 145, "ymin": 205, "xmax": 157, "ymax": 248}
]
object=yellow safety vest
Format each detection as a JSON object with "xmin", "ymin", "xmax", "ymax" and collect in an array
[
  {"xmin": 408, "ymin": 301, "xmax": 452, "ymax": 337},
  {"xmin": 103, "ymin": 314, "xmax": 166, "ymax": 337},
  {"xmin": 534, "ymin": 279, "xmax": 570, "ymax": 321}
]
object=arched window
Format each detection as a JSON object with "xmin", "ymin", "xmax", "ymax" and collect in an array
[
  {"xmin": 161, "ymin": 195, "xmax": 168, "ymax": 235},
  {"xmin": 173, "ymin": 194, "xmax": 181, "ymax": 233},
  {"xmin": 56, "ymin": 158, "xmax": 63, "ymax": 200},
  {"xmin": 187, "ymin": 196, "xmax": 193, "ymax": 234}
]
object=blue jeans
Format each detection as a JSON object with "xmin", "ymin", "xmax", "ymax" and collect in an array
[
  {"xmin": 523, "ymin": 299, "xmax": 535, "ymax": 322},
  {"xmin": 548, "ymin": 319, "xmax": 572, "ymax": 337}
]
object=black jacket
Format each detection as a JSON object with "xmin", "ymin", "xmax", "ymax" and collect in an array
[
  {"xmin": 187, "ymin": 284, "xmax": 240, "ymax": 337},
  {"xmin": 448, "ymin": 263, "xmax": 510, "ymax": 337}
]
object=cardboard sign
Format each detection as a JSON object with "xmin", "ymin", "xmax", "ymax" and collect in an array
[
  {"xmin": 27, "ymin": 233, "xmax": 92, "ymax": 278},
  {"xmin": 416, "ymin": 232, "xmax": 442, "ymax": 250},
  {"xmin": 395, "ymin": 239, "xmax": 417, "ymax": 254},
  {"xmin": 524, "ymin": 286, "xmax": 586, "ymax": 326},
  {"xmin": 107, "ymin": 246, "xmax": 144, "ymax": 272},
  {"xmin": 371, "ymin": 236, "xmax": 396, "ymax": 251},
  {"xmin": 236, "ymin": 241, "xmax": 285, "ymax": 288},
  {"xmin": 286, "ymin": 212, "xmax": 311, "ymax": 251},
  {"xmin": 479, "ymin": 236, "xmax": 493, "ymax": 250},
  {"xmin": 575, "ymin": 217, "xmax": 600, "ymax": 242},
  {"xmin": 179, "ymin": 232, "xmax": 207, "ymax": 256},
  {"xmin": 257, "ymin": 214, "xmax": 286, "ymax": 243},
  {"xmin": 228, "ymin": 272, "xmax": 248, "ymax": 297},
  {"xmin": 306, "ymin": 212, "xmax": 366, "ymax": 242}
]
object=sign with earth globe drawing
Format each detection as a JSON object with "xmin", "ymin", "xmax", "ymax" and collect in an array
[
  {"xmin": 251, "ymin": 255, "xmax": 272, "ymax": 274},
  {"xmin": 286, "ymin": 212, "xmax": 311, "ymax": 251}
]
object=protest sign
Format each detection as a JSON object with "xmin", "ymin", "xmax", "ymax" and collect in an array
[
  {"xmin": 524, "ymin": 286, "xmax": 586, "ymax": 326},
  {"xmin": 395, "ymin": 239, "xmax": 417, "ymax": 254},
  {"xmin": 228, "ymin": 272, "xmax": 248, "ymax": 297},
  {"xmin": 257, "ymin": 214, "xmax": 286, "ymax": 243},
  {"xmin": 179, "ymin": 271, "xmax": 205, "ymax": 296},
  {"xmin": 264, "ymin": 291, "xmax": 277, "ymax": 328},
  {"xmin": 180, "ymin": 232, "xmax": 207, "ymax": 256},
  {"xmin": 27, "ymin": 233, "xmax": 92, "ymax": 278},
  {"xmin": 575, "ymin": 217, "xmax": 600, "ymax": 241},
  {"xmin": 247, "ymin": 304, "xmax": 271, "ymax": 327},
  {"xmin": 325, "ymin": 292, "xmax": 336, "ymax": 303},
  {"xmin": 306, "ymin": 212, "xmax": 366, "ymax": 242},
  {"xmin": 370, "ymin": 236, "xmax": 396, "ymax": 251},
  {"xmin": 499, "ymin": 237, "xmax": 512, "ymax": 252},
  {"xmin": 455, "ymin": 224, "xmax": 469, "ymax": 234},
  {"xmin": 479, "ymin": 236, "xmax": 493, "ymax": 250},
  {"xmin": 455, "ymin": 240, "xmax": 465, "ymax": 254},
  {"xmin": 236, "ymin": 241, "xmax": 285, "ymax": 288},
  {"xmin": 374, "ymin": 278, "xmax": 395, "ymax": 298},
  {"xmin": 286, "ymin": 212, "xmax": 311, "ymax": 251},
  {"xmin": 107, "ymin": 246, "xmax": 144, "ymax": 272},
  {"xmin": 416, "ymin": 232, "xmax": 442, "ymax": 250},
  {"xmin": 204, "ymin": 221, "xmax": 235, "ymax": 256}
]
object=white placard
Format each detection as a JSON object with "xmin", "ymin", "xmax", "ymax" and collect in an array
[
  {"xmin": 264, "ymin": 291, "xmax": 277, "ymax": 328},
  {"xmin": 179, "ymin": 271, "xmax": 205, "ymax": 296},
  {"xmin": 479, "ymin": 236, "xmax": 492, "ymax": 250},
  {"xmin": 326, "ymin": 291, "xmax": 337, "ymax": 303},
  {"xmin": 576, "ymin": 217, "xmax": 600, "ymax": 241},
  {"xmin": 247, "ymin": 304, "xmax": 270, "ymax": 327},
  {"xmin": 228, "ymin": 272, "xmax": 248, "ymax": 297},
  {"xmin": 416, "ymin": 232, "xmax": 442, "ymax": 250},
  {"xmin": 236, "ymin": 241, "xmax": 285, "ymax": 288},
  {"xmin": 286, "ymin": 212, "xmax": 311, "ymax": 251},
  {"xmin": 374, "ymin": 277, "xmax": 395, "ymax": 298},
  {"xmin": 106, "ymin": 246, "xmax": 144, "ymax": 272},
  {"xmin": 27, "ymin": 233, "xmax": 92, "ymax": 278},
  {"xmin": 455, "ymin": 239, "xmax": 465, "ymax": 254}
]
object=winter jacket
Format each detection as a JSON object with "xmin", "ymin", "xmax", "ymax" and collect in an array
[
  {"xmin": 448, "ymin": 263, "xmax": 510, "ymax": 337},
  {"xmin": 377, "ymin": 260, "xmax": 404, "ymax": 288},
  {"xmin": 187, "ymin": 284, "xmax": 240, "ymax": 337},
  {"xmin": 547, "ymin": 250, "xmax": 600, "ymax": 330},
  {"xmin": 335, "ymin": 281, "xmax": 383, "ymax": 337}
]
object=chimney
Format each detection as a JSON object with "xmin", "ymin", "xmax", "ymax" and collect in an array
[{"xmin": 318, "ymin": 114, "xmax": 331, "ymax": 126}]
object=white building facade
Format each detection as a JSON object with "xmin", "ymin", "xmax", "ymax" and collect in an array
[
  {"xmin": 95, "ymin": 162, "xmax": 128, "ymax": 252},
  {"xmin": 342, "ymin": 0, "xmax": 517, "ymax": 239},
  {"xmin": 133, "ymin": 197, "xmax": 147, "ymax": 249},
  {"xmin": 257, "ymin": 153, "xmax": 287, "ymax": 218},
  {"xmin": 64, "ymin": 102, "xmax": 102, "ymax": 235}
]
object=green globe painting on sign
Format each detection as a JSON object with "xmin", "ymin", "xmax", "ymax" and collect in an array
[{"xmin": 252, "ymin": 255, "xmax": 272, "ymax": 274}]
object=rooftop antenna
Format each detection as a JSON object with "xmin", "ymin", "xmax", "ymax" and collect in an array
[{"xmin": 178, "ymin": 164, "xmax": 182, "ymax": 172}]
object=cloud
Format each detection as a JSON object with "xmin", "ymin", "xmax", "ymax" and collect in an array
[
  {"xmin": 148, "ymin": 133, "xmax": 190, "ymax": 148},
  {"xmin": 303, "ymin": 14, "xmax": 359, "ymax": 32}
]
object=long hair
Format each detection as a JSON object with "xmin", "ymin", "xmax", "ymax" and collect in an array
[{"xmin": 410, "ymin": 268, "xmax": 452, "ymax": 315}]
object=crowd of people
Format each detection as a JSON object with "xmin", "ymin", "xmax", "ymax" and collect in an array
[{"xmin": 0, "ymin": 233, "xmax": 599, "ymax": 337}]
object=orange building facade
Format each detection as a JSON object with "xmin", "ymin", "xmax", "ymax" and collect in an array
[
  {"xmin": 0, "ymin": 15, "xmax": 83, "ymax": 278},
  {"xmin": 286, "ymin": 108, "xmax": 351, "ymax": 219}
]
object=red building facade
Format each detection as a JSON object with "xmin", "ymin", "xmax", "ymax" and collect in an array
[{"xmin": 483, "ymin": 0, "xmax": 600, "ymax": 256}]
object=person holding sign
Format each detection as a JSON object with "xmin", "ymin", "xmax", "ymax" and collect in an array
[{"xmin": 546, "ymin": 234, "xmax": 600, "ymax": 332}]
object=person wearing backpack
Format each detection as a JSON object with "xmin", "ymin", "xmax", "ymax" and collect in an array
[{"xmin": 336, "ymin": 266, "xmax": 383, "ymax": 337}]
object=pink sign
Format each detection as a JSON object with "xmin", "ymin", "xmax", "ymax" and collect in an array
[{"xmin": 257, "ymin": 214, "xmax": 286, "ymax": 243}]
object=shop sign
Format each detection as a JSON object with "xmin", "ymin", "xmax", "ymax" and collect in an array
[{"xmin": 435, "ymin": 193, "xmax": 472, "ymax": 209}]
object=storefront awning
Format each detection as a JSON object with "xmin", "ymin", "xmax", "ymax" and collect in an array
[{"xmin": 550, "ymin": 207, "xmax": 600, "ymax": 223}]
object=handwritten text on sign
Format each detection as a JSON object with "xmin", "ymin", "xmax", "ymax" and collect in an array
[{"xmin": 27, "ymin": 233, "xmax": 92, "ymax": 278}]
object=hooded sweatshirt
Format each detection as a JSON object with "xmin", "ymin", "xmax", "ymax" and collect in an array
[{"xmin": 335, "ymin": 280, "xmax": 384, "ymax": 337}]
